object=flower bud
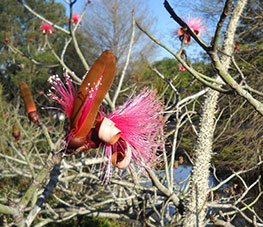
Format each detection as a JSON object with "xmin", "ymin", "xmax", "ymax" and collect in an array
[
  {"xmin": 69, "ymin": 50, "xmax": 116, "ymax": 148},
  {"xmin": 19, "ymin": 82, "xmax": 40, "ymax": 124},
  {"xmin": 12, "ymin": 123, "xmax": 20, "ymax": 142}
]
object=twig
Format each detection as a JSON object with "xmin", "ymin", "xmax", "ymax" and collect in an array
[
  {"xmin": 146, "ymin": 168, "xmax": 180, "ymax": 206},
  {"xmin": 46, "ymin": 39, "xmax": 81, "ymax": 83},
  {"xmin": 69, "ymin": 1, "xmax": 90, "ymax": 71},
  {"xmin": 136, "ymin": 21, "xmax": 228, "ymax": 93},
  {"xmin": 211, "ymin": 161, "xmax": 262, "ymax": 191},
  {"xmin": 38, "ymin": 121, "xmax": 55, "ymax": 150},
  {"xmin": 212, "ymin": 0, "xmax": 234, "ymax": 51},
  {"xmin": 234, "ymin": 175, "xmax": 261, "ymax": 205},
  {"xmin": 151, "ymin": 67, "xmax": 180, "ymax": 96},
  {"xmin": 25, "ymin": 153, "xmax": 62, "ymax": 226},
  {"xmin": 112, "ymin": 11, "xmax": 136, "ymax": 110}
]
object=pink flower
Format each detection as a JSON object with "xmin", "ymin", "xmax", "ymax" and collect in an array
[
  {"xmin": 176, "ymin": 16, "xmax": 206, "ymax": 44},
  {"xmin": 179, "ymin": 64, "xmax": 186, "ymax": 71},
  {"xmin": 47, "ymin": 50, "xmax": 116, "ymax": 150},
  {"xmin": 72, "ymin": 13, "xmax": 80, "ymax": 25},
  {"xmin": 47, "ymin": 72, "xmax": 76, "ymax": 119},
  {"xmin": 40, "ymin": 22, "xmax": 55, "ymax": 35},
  {"xmin": 47, "ymin": 71, "xmax": 102, "ymax": 149},
  {"xmin": 47, "ymin": 72, "xmax": 165, "ymax": 183},
  {"xmin": 98, "ymin": 88, "xmax": 165, "ymax": 182}
]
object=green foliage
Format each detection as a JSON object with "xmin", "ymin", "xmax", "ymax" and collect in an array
[
  {"xmin": 212, "ymin": 0, "xmax": 263, "ymax": 177},
  {"xmin": 213, "ymin": 95, "xmax": 263, "ymax": 174},
  {"xmin": 237, "ymin": 0, "xmax": 263, "ymax": 44},
  {"xmin": 0, "ymin": 0, "xmax": 68, "ymax": 100},
  {"xmin": 234, "ymin": 0, "xmax": 263, "ymax": 77},
  {"xmin": 142, "ymin": 57, "xmax": 209, "ymax": 96},
  {"xmin": 64, "ymin": 31, "xmax": 87, "ymax": 77}
]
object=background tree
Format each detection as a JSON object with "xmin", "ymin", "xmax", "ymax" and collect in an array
[
  {"xmin": 81, "ymin": 0, "xmax": 157, "ymax": 65},
  {"xmin": 183, "ymin": 0, "xmax": 263, "ymax": 177},
  {"xmin": 0, "ymin": 0, "xmax": 69, "ymax": 99},
  {"xmin": 211, "ymin": 1, "xmax": 263, "ymax": 207}
]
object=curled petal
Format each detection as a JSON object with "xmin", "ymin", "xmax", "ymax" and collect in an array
[
  {"xmin": 111, "ymin": 139, "xmax": 131, "ymax": 169},
  {"xmin": 98, "ymin": 117, "xmax": 121, "ymax": 145},
  {"xmin": 179, "ymin": 33, "xmax": 191, "ymax": 44},
  {"xmin": 177, "ymin": 27, "xmax": 184, "ymax": 36},
  {"xmin": 98, "ymin": 89, "xmax": 165, "ymax": 182}
]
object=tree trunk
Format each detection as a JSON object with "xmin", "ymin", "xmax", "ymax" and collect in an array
[{"xmin": 183, "ymin": 0, "xmax": 248, "ymax": 226}]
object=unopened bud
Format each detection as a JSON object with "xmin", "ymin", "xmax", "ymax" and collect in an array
[
  {"xmin": 12, "ymin": 123, "xmax": 20, "ymax": 142},
  {"xmin": 19, "ymin": 82, "xmax": 40, "ymax": 124}
]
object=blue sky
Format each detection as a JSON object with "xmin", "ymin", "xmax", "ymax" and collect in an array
[
  {"xmin": 148, "ymin": 0, "xmax": 213, "ymax": 61},
  {"xmin": 148, "ymin": 0, "xmax": 179, "ymax": 60},
  {"xmin": 56, "ymin": 0, "xmax": 209, "ymax": 61}
]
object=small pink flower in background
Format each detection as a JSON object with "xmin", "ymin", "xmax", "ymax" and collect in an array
[
  {"xmin": 40, "ymin": 22, "xmax": 55, "ymax": 35},
  {"xmin": 179, "ymin": 64, "xmax": 186, "ymax": 71},
  {"xmin": 176, "ymin": 15, "xmax": 206, "ymax": 44},
  {"xmin": 72, "ymin": 13, "xmax": 80, "ymax": 25},
  {"xmin": 39, "ymin": 91, "xmax": 44, "ymax": 95},
  {"xmin": 5, "ymin": 112, "xmax": 9, "ymax": 118},
  {"xmin": 186, "ymin": 16, "xmax": 206, "ymax": 36}
]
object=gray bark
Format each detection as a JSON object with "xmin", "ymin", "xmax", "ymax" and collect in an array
[{"xmin": 183, "ymin": 0, "xmax": 248, "ymax": 226}]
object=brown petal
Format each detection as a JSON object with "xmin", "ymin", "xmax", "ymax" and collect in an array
[
  {"xmin": 112, "ymin": 140, "xmax": 131, "ymax": 169},
  {"xmin": 69, "ymin": 50, "xmax": 116, "ymax": 147}
]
